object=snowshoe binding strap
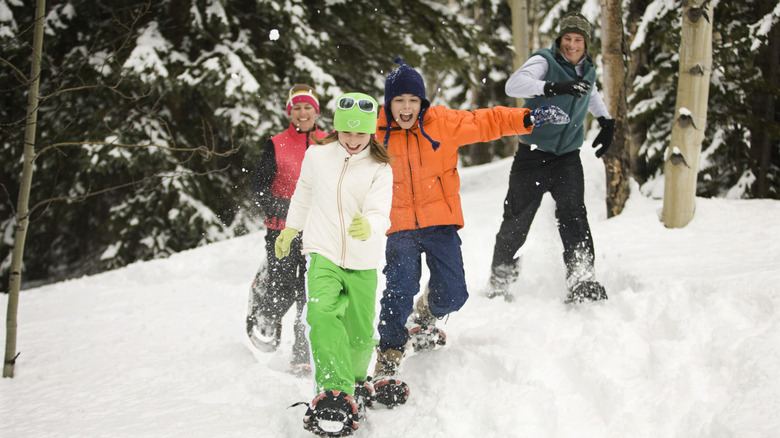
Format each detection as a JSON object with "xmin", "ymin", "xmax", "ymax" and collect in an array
[{"xmin": 354, "ymin": 380, "xmax": 375, "ymax": 409}]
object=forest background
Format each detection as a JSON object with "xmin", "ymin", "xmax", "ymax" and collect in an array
[{"xmin": 1, "ymin": 0, "xmax": 778, "ymax": 288}]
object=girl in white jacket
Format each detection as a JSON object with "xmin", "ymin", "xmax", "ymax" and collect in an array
[{"xmin": 275, "ymin": 93, "xmax": 397, "ymax": 436}]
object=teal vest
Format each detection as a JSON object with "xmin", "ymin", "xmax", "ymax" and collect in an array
[{"xmin": 520, "ymin": 46, "xmax": 596, "ymax": 156}]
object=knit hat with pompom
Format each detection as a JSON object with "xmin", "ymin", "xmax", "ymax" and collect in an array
[{"xmin": 382, "ymin": 58, "xmax": 440, "ymax": 150}]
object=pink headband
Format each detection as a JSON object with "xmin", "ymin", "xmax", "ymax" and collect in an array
[{"xmin": 286, "ymin": 91, "xmax": 320, "ymax": 115}]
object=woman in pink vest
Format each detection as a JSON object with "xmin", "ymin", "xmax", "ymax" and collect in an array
[{"xmin": 247, "ymin": 84, "xmax": 328, "ymax": 375}]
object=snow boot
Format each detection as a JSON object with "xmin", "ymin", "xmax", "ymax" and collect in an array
[
  {"xmin": 412, "ymin": 286, "xmax": 437, "ymax": 328},
  {"xmin": 373, "ymin": 348, "xmax": 403, "ymax": 378},
  {"xmin": 565, "ymin": 280, "xmax": 608, "ymax": 304},
  {"xmin": 408, "ymin": 287, "xmax": 447, "ymax": 352},
  {"xmin": 485, "ymin": 262, "xmax": 519, "ymax": 302},
  {"xmin": 247, "ymin": 314, "xmax": 282, "ymax": 352},
  {"xmin": 302, "ymin": 390, "xmax": 359, "ymax": 437},
  {"xmin": 371, "ymin": 349, "xmax": 409, "ymax": 408}
]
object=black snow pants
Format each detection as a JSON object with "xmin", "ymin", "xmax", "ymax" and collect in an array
[
  {"xmin": 251, "ymin": 228, "xmax": 309, "ymax": 363},
  {"xmin": 490, "ymin": 144, "xmax": 596, "ymax": 288}
]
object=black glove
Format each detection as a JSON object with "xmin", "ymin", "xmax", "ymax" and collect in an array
[
  {"xmin": 543, "ymin": 79, "xmax": 591, "ymax": 98},
  {"xmin": 258, "ymin": 195, "xmax": 290, "ymax": 220},
  {"xmin": 592, "ymin": 117, "xmax": 615, "ymax": 158}
]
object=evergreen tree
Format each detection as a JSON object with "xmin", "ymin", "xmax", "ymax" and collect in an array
[
  {"xmin": 1, "ymin": 0, "xmax": 483, "ymax": 286},
  {"xmin": 4, "ymin": 0, "xmax": 774, "ymax": 287}
]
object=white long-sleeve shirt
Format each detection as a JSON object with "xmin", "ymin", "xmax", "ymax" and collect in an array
[
  {"xmin": 505, "ymin": 54, "xmax": 612, "ymax": 119},
  {"xmin": 286, "ymin": 141, "xmax": 393, "ymax": 270}
]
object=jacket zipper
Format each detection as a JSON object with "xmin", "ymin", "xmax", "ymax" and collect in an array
[
  {"xmin": 337, "ymin": 156, "xmax": 350, "ymax": 266},
  {"xmin": 437, "ymin": 176, "xmax": 453, "ymax": 213},
  {"xmin": 406, "ymin": 131, "xmax": 419, "ymax": 228}
]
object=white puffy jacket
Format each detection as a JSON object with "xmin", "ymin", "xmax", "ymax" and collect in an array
[{"xmin": 285, "ymin": 140, "xmax": 393, "ymax": 270}]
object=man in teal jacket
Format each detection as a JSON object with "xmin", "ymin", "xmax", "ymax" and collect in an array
[{"xmin": 487, "ymin": 11, "xmax": 616, "ymax": 304}]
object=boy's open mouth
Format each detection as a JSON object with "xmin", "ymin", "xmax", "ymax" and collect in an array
[{"xmin": 399, "ymin": 112, "xmax": 414, "ymax": 123}]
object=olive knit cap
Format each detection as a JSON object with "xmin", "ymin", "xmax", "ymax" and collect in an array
[
  {"xmin": 556, "ymin": 11, "xmax": 591, "ymax": 50},
  {"xmin": 333, "ymin": 92, "xmax": 378, "ymax": 134}
]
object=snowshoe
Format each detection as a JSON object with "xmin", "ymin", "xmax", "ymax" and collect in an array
[
  {"xmin": 408, "ymin": 287, "xmax": 447, "ymax": 352},
  {"xmin": 371, "ymin": 349, "xmax": 409, "ymax": 408},
  {"xmin": 353, "ymin": 380, "xmax": 374, "ymax": 421},
  {"xmin": 485, "ymin": 286, "xmax": 514, "ymax": 302},
  {"xmin": 246, "ymin": 314, "xmax": 281, "ymax": 352},
  {"xmin": 371, "ymin": 377, "xmax": 409, "ymax": 408},
  {"xmin": 484, "ymin": 278, "xmax": 515, "ymax": 302},
  {"xmin": 408, "ymin": 325, "xmax": 447, "ymax": 352},
  {"xmin": 565, "ymin": 280, "xmax": 608, "ymax": 304},
  {"xmin": 246, "ymin": 269, "xmax": 282, "ymax": 352},
  {"xmin": 291, "ymin": 318, "xmax": 312, "ymax": 366},
  {"xmin": 290, "ymin": 362, "xmax": 312, "ymax": 377},
  {"xmin": 302, "ymin": 390, "xmax": 359, "ymax": 437}
]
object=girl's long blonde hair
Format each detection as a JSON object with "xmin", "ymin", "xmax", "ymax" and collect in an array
[{"xmin": 314, "ymin": 132, "xmax": 391, "ymax": 164}]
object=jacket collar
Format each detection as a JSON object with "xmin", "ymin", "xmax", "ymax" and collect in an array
[{"xmin": 285, "ymin": 122, "xmax": 320, "ymax": 138}]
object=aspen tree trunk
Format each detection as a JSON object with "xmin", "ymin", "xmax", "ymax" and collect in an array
[
  {"xmin": 625, "ymin": 7, "xmax": 649, "ymax": 185},
  {"xmin": 466, "ymin": 5, "xmax": 493, "ymax": 165},
  {"xmin": 503, "ymin": 0, "xmax": 531, "ymax": 157},
  {"xmin": 661, "ymin": 0, "xmax": 713, "ymax": 228},
  {"xmin": 751, "ymin": 16, "xmax": 779, "ymax": 198},
  {"xmin": 509, "ymin": 0, "xmax": 530, "ymax": 108},
  {"xmin": 4, "ymin": 0, "xmax": 46, "ymax": 378},
  {"xmin": 599, "ymin": 0, "xmax": 631, "ymax": 217}
]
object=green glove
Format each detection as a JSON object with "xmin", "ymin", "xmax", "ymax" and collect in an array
[
  {"xmin": 274, "ymin": 227, "xmax": 299, "ymax": 259},
  {"xmin": 347, "ymin": 212, "xmax": 371, "ymax": 241}
]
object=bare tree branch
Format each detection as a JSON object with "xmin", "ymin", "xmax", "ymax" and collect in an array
[
  {"xmin": 23, "ymin": 165, "xmax": 231, "ymax": 222},
  {"xmin": 0, "ymin": 56, "xmax": 29, "ymax": 85},
  {"xmin": 33, "ymin": 139, "xmax": 241, "ymax": 161}
]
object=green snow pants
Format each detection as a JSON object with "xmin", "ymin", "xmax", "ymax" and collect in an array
[{"xmin": 305, "ymin": 253, "xmax": 378, "ymax": 395}]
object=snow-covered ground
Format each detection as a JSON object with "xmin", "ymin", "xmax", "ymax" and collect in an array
[{"xmin": 2, "ymin": 148, "xmax": 779, "ymax": 437}]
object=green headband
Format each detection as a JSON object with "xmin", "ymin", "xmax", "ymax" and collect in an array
[{"xmin": 334, "ymin": 92, "xmax": 378, "ymax": 134}]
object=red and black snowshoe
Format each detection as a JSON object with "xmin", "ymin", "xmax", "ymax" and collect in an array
[
  {"xmin": 301, "ymin": 390, "xmax": 359, "ymax": 437},
  {"xmin": 408, "ymin": 325, "xmax": 447, "ymax": 352}
]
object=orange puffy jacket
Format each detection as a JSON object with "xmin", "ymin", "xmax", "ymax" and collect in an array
[{"xmin": 377, "ymin": 105, "xmax": 533, "ymax": 234}]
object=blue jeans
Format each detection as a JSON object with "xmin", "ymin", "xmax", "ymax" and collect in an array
[{"xmin": 378, "ymin": 225, "xmax": 469, "ymax": 351}]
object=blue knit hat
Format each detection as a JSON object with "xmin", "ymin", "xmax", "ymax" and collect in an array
[{"xmin": 383, "ymin": 57, "xmax": 440, "ymax": 150}]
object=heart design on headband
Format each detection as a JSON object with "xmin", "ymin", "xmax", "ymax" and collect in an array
[{"xmin": 347, "ymin": 120, "xmax": 361, "ymax": 129}]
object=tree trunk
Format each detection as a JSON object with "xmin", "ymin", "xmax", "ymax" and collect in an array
[
  {"xmin": 465, "ymin": 4, "xmax": 493, "ymax": 166},
  {"xmin": 624, "ymin": 0, "xmax": 649, "ymax": 185},
  {"xmin": 509, "ymin": 0, "xmax": 530, "ymax": 108},
  {"xmin": 599, "ymin": 0, "xmax": 631, "ymax": 218},
  {"xmin": 750, "ymin": 10, "xmax": 779, "ymax": 198},
  {"xmin": 4, "ymin": 0, "xmax": 46, "ymax": 378},
  {"xmin": 661, "ymin": 0, "xmax": 713, "ymax": 228}
]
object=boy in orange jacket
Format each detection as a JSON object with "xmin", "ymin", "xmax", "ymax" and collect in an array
[{"xmin": 373, "ymin": 58, "xmax": 570, "ymax": 387}]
